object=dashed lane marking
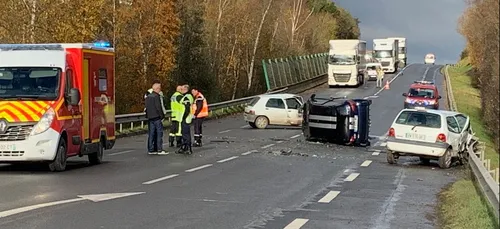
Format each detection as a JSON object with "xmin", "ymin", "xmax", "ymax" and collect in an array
[
  {"xmin": 290, "ymin": 134, "xmax": 301, "ymax": 139},
  {"xmin": 142, "ymin": 174, "xmax": 179, "ymax": 185},
  {"xmin": 217, "ymin": 156, "xmax": 239, "ymax": 163},
  {"xmin": 218, "ymin": 130, "xmax": 231, "ymax": 134},
  {"xmin": 241, "ymin": 150, "xmax": 258, "ymax": 156},
  {"xmin": 261, "ymin": 144, "xmax": 275, "ymax": 149},
  {"xmin": 344, "ymin": 173, "xmax": 360, "ymax": 182},
  {"xmin": 276, "ymin": 141, "xmax": 284, "ymax": 144},
  {"xmin": 380, "ymin": 142, "xmax": 387, "ymax": 147},
  {"xmin": 360, "ymin": 160, "xmax": 372, "ymax": 167},
  {"xmin": 372, "ymin": 150, "xmax": 381, "ymax": 156},
  {"xmin": 241, "ymin": 125, "xmax": 250, "ymax": 128},
  {"xmin": 108, "ymin": 150, "xmax": 133, "ymax": 156},
  {"xmin": 185, "ymin": 164, "xmax": 213, "ymax": 173},
  {"xmin": 317, "ymin": 191, "xmax": 341, "ymax": 203},
  {"xmin": 284, "ymin": 218, "xmax": 309, "ymax": 229}
]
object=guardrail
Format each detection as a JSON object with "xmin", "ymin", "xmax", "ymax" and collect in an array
[
  {"xmin": 115, "ymin": 70, "xmax": 327, "ymax": 136},
  {"xmin": 262, "ymin": 53, "xmax": 328, "ymax": 91},
  {"xmin": 444, "ymin": 65, "xmax": 499, "ymax": 221}
]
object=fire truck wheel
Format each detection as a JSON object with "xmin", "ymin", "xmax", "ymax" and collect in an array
[
  {"xmin": 89, "ymin": 141, "xmax": 104, "ymax": 165},
  {"xmin": 48, "ymin": 138, "xmax": 67, "ymax": 172}
]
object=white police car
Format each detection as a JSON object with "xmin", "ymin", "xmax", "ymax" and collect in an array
[{"xmin": 385, "ymin": 108, "xmax": 471, "ymax": 168}]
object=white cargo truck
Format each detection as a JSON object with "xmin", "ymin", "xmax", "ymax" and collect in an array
[
  {"xmin": 387, "ymin": 37, "xmax": 407, "ymax": 68},
  {"xmin": 327, "ymin": 39, "xmax": 367, "ymax": 87},
  {"xmin": 373, "ymin": 38, "xmax": 399, "ymax": 73}
]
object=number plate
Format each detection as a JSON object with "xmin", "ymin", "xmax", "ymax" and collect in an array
[
  {"xmin": 0, "ymin": 144, "xmax": 17, "ymax": 151},
  {"xmin": 405, "ymin": 133, "xmax": 426, "ymax": 140}
]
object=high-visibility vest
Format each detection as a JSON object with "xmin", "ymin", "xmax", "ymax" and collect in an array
[
  {"xmin": 170, "ymin": 91, "xmax": 183, "ymax": 122},
  {"xmin": 191, "ymin": 92, "xmax": 209, "ymax": 118},
  {"xmin": 180, "ymin": 94, "xmax": 194, "ymax": 124}
]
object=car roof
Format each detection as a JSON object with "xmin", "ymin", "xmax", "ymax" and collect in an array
[
  {"xmin": 400, "ymin": 108, "xmax": 464, "ymax": 117},
  {"xmin": 409, "ymin": 83, "xmax": 437, "ymax": 90},
  {"xmin": 257, "ymin": 93, "xmax": 299, "ymax": 99}
]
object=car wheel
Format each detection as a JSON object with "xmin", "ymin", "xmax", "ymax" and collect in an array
[
  {"xmin": 248, "ymin": 122, "xmax": 257, "ymax": 128},
  {"xmin": 89, "ymin": 141, "xmax": 104, "ymax": 165},
  {"xmin": 48, "ymin": 138, "xmax": 67, "ymax": 172},
  {"xmin": 419, "ymin": 157, "xmax": 431, "ymax": 165},
  {"xmin": 438, "ymin": 148, "xmax": 452, "ymax": 169},
  {"xmin": 254, "ymin": 116, "xmax": 269, "ymax": 129},
  {"xmin": 387, "ymin": 150, "xmax": 397, "ymax": 164}
]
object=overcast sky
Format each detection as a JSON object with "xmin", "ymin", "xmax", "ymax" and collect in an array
[{"xmin": 335, "ymin": 0, "xmax": 467, "ymax": 64}]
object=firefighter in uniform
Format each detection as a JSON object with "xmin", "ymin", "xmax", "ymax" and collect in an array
[
  {"xmin": 190, "ymin": 87, "xmax": 208, "ymax": 147},
  {"xmin": 177, "ymin": 85, "xmax": 194, "ymax": 154},
  {"xmin": 168, "ymin": 85, "xmax": 183, "ymax": 147},
  {"xmin": 144, "ymin": 80, "xmax": 167, "ymax": 152}
]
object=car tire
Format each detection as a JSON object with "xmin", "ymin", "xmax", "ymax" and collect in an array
[
  {"xmin": 254, "ymin": 116, "xmax": 269, "ymax": 129},
  {"xmin": 387, "ymin": 150, "xmax": 397, "ymax": 164},
  {"xmin": 89, "ymin": 141, "xmax": 104, "ymax": 165},
  {"xmin": 438, "ymin": 148, "xmax": 452, "ymax": 169},
  {"xmin": 419, "ymin": 157, "xmax": 431, "ymax": 165},
  {"xmin": 248, "ymin": 122, "xmax": 257, "ymax": 128},
  {"xmin": 48, "ymin": 138, "xmax": 67, "ymax": 172}
]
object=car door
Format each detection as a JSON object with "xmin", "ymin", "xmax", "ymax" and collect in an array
[
  {"xmin": 285, "ymin": 97, "xmax": 303, "ymax": 125},
  {"xmin": 454, "ymin": 114, "xmax": 470, "ymax": 150},
  {"xmin": 264, "ymin": 98, "xmax": 288, "ymax": 125},
  {"xmin": 446, "ymin": 116, "xmax": 462, "ymax": 153}
]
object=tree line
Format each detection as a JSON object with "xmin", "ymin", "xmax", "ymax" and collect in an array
[
  {"xmin": 0, "ymin": 0, "xmax": 360, "ymax": 114},
  {"xmin": 458, "ymin": 0, "xmax": 499, "ymax": 152}
]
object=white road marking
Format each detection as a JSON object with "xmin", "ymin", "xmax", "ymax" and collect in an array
[
  {"xmin": 185, "ymin": 164, "xmax": 213, "ymax": 172},
  {"xmin": 372, "ymin": 150, "xmax": 381, "ymax": 156},
  {"xmin": 284, "ymin": 218, "xmax": 309, "ymax": 229},
  {"xmin": 261, "ymin": 144, "xmax": 274, "ymax": 149},
  {"xmin": 344, "ymin": 173, "xmax": 360, "ymax": 182},
  {"xmin": 317, "ymin": 191, "xmax": 341, "ymax": 203},
  {"xmin": 361, "ymin": 160, "xmax": 372, "ymax": 167},
  {"xmin": 242, "ymin": 150, "xmax": 258, "ymax": 156},
  {"xmin": 0, "ymin": 192, "xmax": 145, "ymax": 218},
  {"xmin": 142, "ymin": 174, "xmax": 179, "ymax": 185},
  {"xmin": 276, "ymin": 141, "xmax": 284, "ymax": 144},
  {"xmin": 219, "ymin": 130, "xmax": 231, "ymax": 134},
  {"xmin": 374, "ymin": 63, "xmax": 414, "ymax": 96},
  {"xmin": 422, "ymin": 66, "xmax": 430, "ymax": 80},
  {"xmin": 217, "ymin": 156, "xmax": 239, "ymax": 163},
  {"xmin": 380, "ymin": 142, "xmax": 387, "ymax": 147},
  {"xmin": 108, "ymin": 150, "xmax": 133, "ymax": 156},
  {"xmin": 241, "ymin": 125, "xmax": 250, "ymax": 128},
  {"xmin": 290, "ymin": 134, "xmax": 301, "ymax": 139}
]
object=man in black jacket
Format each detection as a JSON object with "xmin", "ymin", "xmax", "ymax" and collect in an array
[{"xmin": 145, "ymin": 82, "xmax": 168, "ymax": 155}]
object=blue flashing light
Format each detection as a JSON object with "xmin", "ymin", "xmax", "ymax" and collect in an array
[{"xmin": 93, "ymin": 41, "xmax": 111, "ymax": 48}]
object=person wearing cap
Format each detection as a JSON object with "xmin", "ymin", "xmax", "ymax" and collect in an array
[
  {"xmin": 177, "ymin": 84, "xmax": 194, "ymax": 154},
  {"xmin": 190, "ymin": 87, "xmax": 208, "ymax": 147},
  {"xmin": 168, "ymin": 85, "xmax": 184, "ymax": 147}
]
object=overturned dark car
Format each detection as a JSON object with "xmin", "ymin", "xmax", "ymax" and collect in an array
[{"xmin": 301, "ymin": 94, "xmax": 372, "ymax": 146}]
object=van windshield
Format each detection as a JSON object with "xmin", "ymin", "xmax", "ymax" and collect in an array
[
  {"xmin": 0, "ymin": 67, "xmax": 61, "ymax": 100},
  {"xmin": 408, "ymin": 88, "xmax": 435, "ymax": 98}
]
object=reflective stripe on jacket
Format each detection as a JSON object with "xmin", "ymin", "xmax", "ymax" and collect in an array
[
  {"xmin": 191, "ymin": 92, "xmax": 209, "ymax": 118},
  {"xmin": 180, "ymin": 94, "xmax": 194, "ymax": 124}
]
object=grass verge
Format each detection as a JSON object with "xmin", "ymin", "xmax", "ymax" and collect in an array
[
  {"xmin": 115, "ymin": 104, "xmax": 246, "ymax": 138},
  {"xmin": 438, "ymin": 59, "xmax": 499, "ymax": 229}
]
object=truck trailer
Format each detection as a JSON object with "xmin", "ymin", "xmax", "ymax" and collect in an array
[
  {"xmin": 387, "ymin": 37, "xmax": 407, "ymax": 68},
  {"xmin": 0, "ymin": 42, "xmax": 116, "ymax": 171},
  {"xmin": 327, "ymin": 39, "xmax": 367, "ymax": 87},
  {"xmin": 373, "ymin": 38, "xmax": 399, "ymax": 73}
]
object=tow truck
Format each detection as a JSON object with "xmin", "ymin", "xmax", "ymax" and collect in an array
[{"xmin": 0, "ymin": 42, "xmax": 116, "ymax": 171}]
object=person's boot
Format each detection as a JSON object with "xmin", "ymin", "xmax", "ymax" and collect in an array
[
  {"xmin": 176, "ymin": 145, "xmax": 186, "ymax": 154},
  {"xmin": 193, "ymin": 136, "xmax": 201, "ymax": 147},
  {"xmin": 168, "ymin": 136, "xmax": 175, "ymax": 147},
  {"xmin": 186, "ymin": 145, "xmax": 193, "ymax": 155},
  {"xmin": 175, "ymin": 136, "xmax": 182, "ymax": 148}
]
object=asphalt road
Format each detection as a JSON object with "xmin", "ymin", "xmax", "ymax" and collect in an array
[{"xmin": 0, "ymin": 64, "xmax": 458, "ymax": 229}]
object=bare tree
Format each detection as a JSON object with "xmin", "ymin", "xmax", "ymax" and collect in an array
[{"xmin": 289, "ymin": 0, "xmax": 313, "ymax": 47}]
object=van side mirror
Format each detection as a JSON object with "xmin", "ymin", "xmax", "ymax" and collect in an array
[
  {"xmin": 402, "ymin": 93, "xmax": 407, "ymax": 97},
  {"xmin": 438, "ymin": 95, "xmax": 442, "ymax": 99},
  {"xmin": 68, "ymin": 88, "xmax": 81, "ymax": 106}
]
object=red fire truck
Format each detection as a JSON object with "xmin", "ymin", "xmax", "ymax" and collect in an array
[{"xmin": 0, "ymin": 42, "xmax": 116, "ymax": 171}]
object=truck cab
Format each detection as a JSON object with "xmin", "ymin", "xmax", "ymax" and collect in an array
[
  {"xmin": 387, "ymin": 37, "xmax": 407, "ymax": 68},
  {"xmin": 327, "ymin": 39, "xmax": 367, "ymax": 87},
  {"xmin": 0, "ymin": 42, "xmax": 116, "ymax": 171},
  {"xmin": 373, "ymin": 38, "xmax": 399, "ymax": 74}
]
